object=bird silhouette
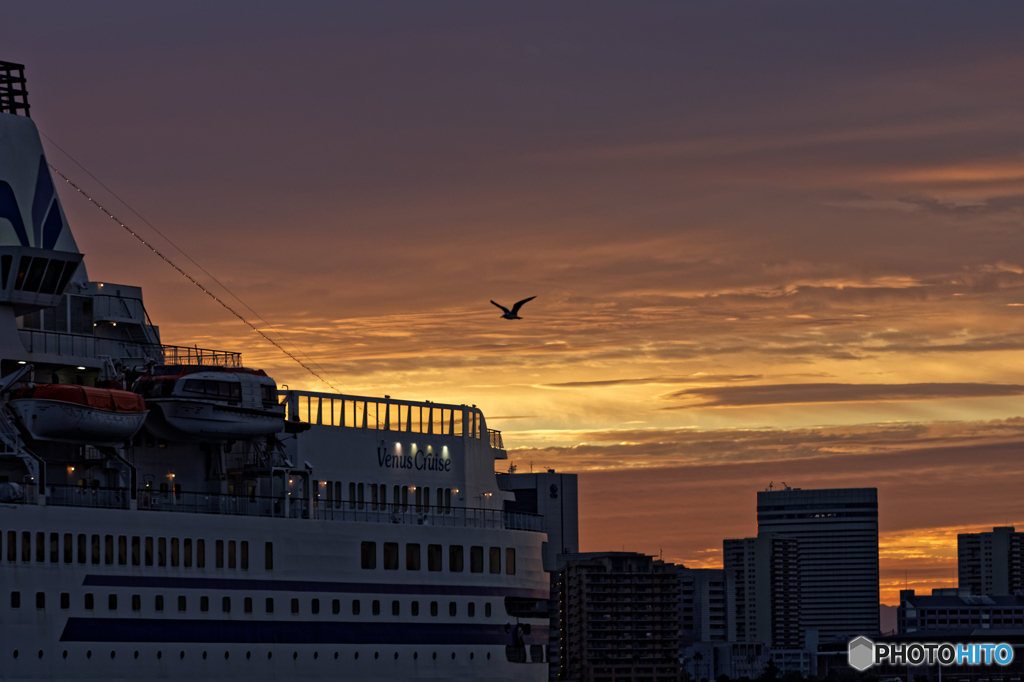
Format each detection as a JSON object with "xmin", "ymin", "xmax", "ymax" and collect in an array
[{"xmin": 491, "ymin": 296, "xmax": 536, "ymax": 320}]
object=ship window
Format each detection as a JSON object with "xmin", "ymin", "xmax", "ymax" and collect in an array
[
  {"xmin": 244, "ymin": 597, "xmax": 252, "ymax": 614},
  {"xmin": 178, "ymin": 596, "xmax": 186, "ymax": 612},
  {"xmin": 506, "ymin": 548, "xmax": 516, "ymax": 575},
  {"xmin": 184, "ymin": 538, "xmax": 192, "ymax": 568},
  {"xmin": 131, "ymin": 537, "xmax": 140, "ymax": 566},
  {"xmin": 423, "ymin": 486, "xmax": 430, "ymax": 509},
  {"xmin": 183, "ymin": 380, "xmax": 204, "ymax": 394},
  {"xmin": 23, "ymin": 257, "xmax": 48, "ymax": 293},
  {"xmin": 61, "ymin": 593, "xmax": 69, "ymax": 609},
  {"xmin": 155, "ymin": 595, "xmax": 164, "ymax": 612},
  {"xmin": 371, "ymin": 484, "xmax": 378, "ymax": 510},
  {"xmin": 77, "ymin": 534, "xmax": 85, "ymax": 564},
  {"xmin": 10, "ymin": 591, "xmax": 19, "ymax": 608},
  {"xmin": 91, "ymin": 534, "xmax": 99, "ymax": 565},
  {"xmin": 427, "ymin": 544, "xmax": 442, "ymax": 571},
  {"xmin": 312, "ymin": 598, "xmax": 320, "ymax": 615},
  {"xmin": 383, "ymin": 543, "xmax": 399, "ymax": 570},
  {"xmin": 216, "ymin": 540, "xmax": 224, "ymax": 569},
  {"xmin": 490, "ymin": 547, "xmax": 501, "ymax": 574},
  {"xmin": 291, "ymin": 598, "xmax": 299, "ymax": 615},
  {"xmin": 411, "ymin": 601, "xmax": 419, "ymax": 616},
  {"xmin": 406, "ymin": 543, "xmax": 421, "ymax": 570},
  {"xmin": 450, "ymin": 602, "xmax": 457, "ymax": 617},
  {"xmin": 445, "ymin": 488, "xmax": 451, "ymax": 512},
  {"xmin": 352, "ymin": 600, "xmax": 360, "ymax": 615},
  {"xmin": 402, "ymin": 486, "xmax": 408, "ymax": 509},
  {"xmin": 104, "ymin": 535, "xmax": 113, "ymax": 565},
  {"xmin": 228, "ymin": 540, "xmax": 236, "ymax": 569},
  {"xmin": 48, "ymin": 532, "xmax": 57, "ymax": 563},
  {"xmin": 468, "ymin": 602, "xmax": 475, "ymax": 617},
  {"xmin": 7, "ymin": 530, "xmax": 15, "ymax": 561},
  {"xmin": 222, "ymin": 597, "xmax": 231, "ymax": 613},
  {"xmin": 200, "ymin": 596, "xmax": 209, "ymax": 612},
  {"xmin": 84, "ymin": 593, "xmax": 93, "ymax": 610},
  {"xmin": 266, "ymin": 598, "xmax": 274, "ymax": 613},
  {"xmin": 436, "ymin": 487, "xmax": 443, "ymax": 509},
  {"xmin": 158, "ymin": 538, "xmax": 167, "ymax": 567},
  {"xmin": 170, "ymin": 538, "xmax": 178, "ymax": 567},
  {"xmin": 325, "ymin": 480, "xmax": 333, "ymax": 507},
  {"xmin": 392, "ymin": 600, "xmax": 400, "ymax": 616},
  {"xmin": 334, "ymin": 482, "xmax": 341, "ymax": 508},
  {"xmin": 0, "ymin": 254, "xmax": 9, "ymax": 288},
  {"xmin": 33, "ymin": 532, "xmax": 43, "ymax": 563},
  {"xmin": 415, "ymin": 486, "xmax": 422, "ymax": 511},
  {"xmin": 145, "ymin": 537, "xmax": 153, "ymax": 566},
  {"xmin": 379, "ymin": 483, "xmax": 388, "ymax": 506},
  {"xmin": 198, "ymin": 539, "xmax": 206, "ymax": 568},
  {"xmin": 470, "ymin": 546, "xmax": 484, "ymax": 573},
  {"xmin": 240, "ymin": 541, "xmax": 248, "ymax": 570},
  {"xmin": 332, "ymin": 599, "xmax": 340, "ymax": 615},
  {"xmin": 264, "ymin": 542, "xmax": 272, "ymax": 571},
  {"xmin": 361, "ymin": 542, "xmax": 376, "ymax": 569},
  {"xmin": 485, "ymin": 602, "xmax": 491, "ymax": 617},
  {"xmin": 372, "ymin": 600, "xmax": 380, "ymax": 616},
  {"xmin": 357, "ymin": 483, "xmax": 364, "ymax": 510},
  {"xmin": 13, "ymin": 256, "xmax": 29, "ymax": 290},
  {"xmin": 349, "ymin": 482, "xmax": 356, "ymax": 510},
  {"xmin": 393, "ymin": 485, "xmax": 400, "ymax": 508},
  {"xmin": 21, "ymin": 531, "xmax": 30, "ymax": 562},
  {"xmin": 132, "ymin": 595, "xmax": 140, "ymax": 611},
  {"xmin": 108, "ymin": 594, "xmax": 117, "ymax": 611},
  {"xmin": 449, "ymin": 545, "xmax": 464, "ymax": 572},
  {"xmin": 430, "ymin": 601, "xmax": 438, "ymax": 616}
]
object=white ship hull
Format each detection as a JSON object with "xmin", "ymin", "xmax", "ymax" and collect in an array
[{"xmin": 144, "ymin": 400, "xmax": 284, "ymax": 441}]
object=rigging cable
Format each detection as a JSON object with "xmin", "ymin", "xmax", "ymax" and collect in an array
[
  {"xmin": 40, "ymin": 133, "xmax": 346, "ymax": 393},
  {"xmin": 48, "ymin": 164, "xmax": 343, "ymax": 394}
]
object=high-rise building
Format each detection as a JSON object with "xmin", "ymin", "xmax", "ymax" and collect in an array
[
  {"xmin": 677, "ymin": 567, "xmax": 728, "ymax": 645},
  {"xmin": 958, "ymin": 526, "xmax": 1023, "ymax": 596},
  {"xmin": 499, "ymin": 471, "xmax": 580, "ymax": 680},
  {"xmin": 560, "ymin": 552, "xmax": 682, "ymax": 682},
  {"xmin": 756, "ymin": 487, "xmax": 880, "ymax": 643},
  {"xmin": 722, "ymin": 535, "xmax": 801, "ymax": 648}
]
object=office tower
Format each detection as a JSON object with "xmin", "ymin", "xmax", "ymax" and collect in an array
[
  {"xmin": 499, "ymin": 470, "xmax": 580, "ymax": 680},
  {"xmin": 958, "ymin": 526, "xmax": 1023, "ymax": 596},
  {"xmin": 898, "ymin": 588, "xmax": 1024, "ymax": 635},
  {"xmin": 722, "ymin": 535, "xmax": 801, "ymax": 648},
  {"xmin": 757, "ymin": 487, "xmax": 879, "ymax": 643},
  {"xmin": 677, "ymin": 567, "xmax": 728, "ymax": 645},
  {"xmin": 560, "ymin": 552, "xmax": 682, "ymax": 682}
]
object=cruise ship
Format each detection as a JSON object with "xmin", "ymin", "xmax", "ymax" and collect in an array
[{"xmin": 0, "ymin": 61, "xmax": 550, "ymax": 681}]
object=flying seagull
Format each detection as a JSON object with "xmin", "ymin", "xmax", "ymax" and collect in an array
[{"xmin": 491, "ymin": 296, "xmax": 536, "ymax": 320}]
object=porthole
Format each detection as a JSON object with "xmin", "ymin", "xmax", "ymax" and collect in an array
[
  {"xmin": 180, "ymin": 651, "xmax": 184, "ymax": 659},
  {"xmin": 470, "ymin": 652, "xmax": 475, "ymax": 660},
  {"xmin": 157, "ymin": 651, "xmax": 162, "ymax": 659},
  {"xmin": 451, "ymin": 652, "xmax": 456, "ymax": 659},
  {"xmin": 268, "ymin": 651, "xmax": 272, "ymax": 659},
  {"xmin": 86, "ymin": 651, "xmax": 91, "ymax": 659},
  {"xmin": 12, "ymin": 650, "xmax": 17, "ymax": 659},
  {"xmin": 38, "ymin": 650, "xmax": 44, "ymax": 659},
  {"xmin": 414, "ymin": 652, "xmax": 418, "ymax": 660},
  {"xmin": 314, "ymin": 652, "xmax": 318, "ymax": 660},
  {"xmin": 225, "ymin": 651, "xmax": 230, "ymax": 660},
  {"xmin": 135, "ymin": 651, "xmax": 140, "ymax": 659},
  {"xmin": 246, "ymin": 651, "xmax": 251, "ymax": 660},
  {"xmin": 354, "ymin": 652, "xmax": 359, "ymax": 660},
  {"xmin": 393, "ymin": 652, "xmax": 398, "ymax": 660},
  {"xmin": 63, "ymin": 650, "xmax": 68, "ymax": 659},
  {"xmin": 292, "ymin": 652, "xmax": 297, "ymax": 660},
  {"xmin": 432, "ymin": 652, "xmax": 437, "ymax": 660},
  {"xmin": 109, "ymin": 650, "xmax": 115, "ymax": 659},
  {"xmin": 374, "ymin": 652, "xmax": 379, "ymax": 660},
  {"xmin": 334, "ymin": 652, "xmax": 339, "ymax": 660},
  {"xmin": 487, "ymin": 652, "xmax": 491, "ymax": 660},
  {"xmin": 202, "ymin": 651, "xmax": 207, "ymax": 660}
]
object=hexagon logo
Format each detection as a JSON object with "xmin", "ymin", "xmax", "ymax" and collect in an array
[{"xmin": 848, "ymin": 636, "xmax": 875, "ymax": 671}]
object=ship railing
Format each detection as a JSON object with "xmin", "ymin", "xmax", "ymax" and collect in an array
[
  {"xmin": 137, "ymin": 488, "xmax": 308, "ymax": 518},
  {"xmin": 156, "ymin": 345, "xmax": 241, "ymax": 368},
  {"xmin": 19, "ymin": 329, "xmax": 97, "ymax": 358},
  {"xmin": 47, "ymin": 484, "xmax": 130, "ymax": 510},
  {"xmin": 313, "ymin": 502, "xmax": 545, "ymax": 532},
  {"xmin": 488, "ymin": 429, "xmax": 504, "ymax": 450}
]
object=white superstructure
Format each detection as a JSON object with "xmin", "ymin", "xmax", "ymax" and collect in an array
[{"xmin": 0, "ymin": 61, "xmax": 549, "ymax": 682}]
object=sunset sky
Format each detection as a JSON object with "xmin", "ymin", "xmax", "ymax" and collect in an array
[{"xmin": 6, "ymin": 1, "xmax": 1024, "ymax": 605}]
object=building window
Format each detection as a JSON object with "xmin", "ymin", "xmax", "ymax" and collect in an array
[
  {"xmin": 372, "ymin": 600, "xmax": 380, "ymax": 616},
  {"xmin": 361, "ymin": 542, "xmax": 376, "ymax": 569},
  {"xmin": 506, "ymin": 548, "xmax": 516, "ymax": 575},
  {"xmin": 470, "ymin": 546, "xmax": 483, "ymax": 573},
  {"xmin": 427, "ymin": 544, "xmax": 442, "ymax": 571},
  {"xmin": 449, "ymin": 545, "xmax": 464, "ymax": 572},
  {"xmin": 383, "ymin": 543, "xmax": 399, "ymax": 570}
]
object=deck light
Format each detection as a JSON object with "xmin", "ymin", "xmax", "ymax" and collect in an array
[
  {"xmin": 77, "ymin": 366, "xmax": 86, "ymax": 370},
  {"xmin": 17, "ymin": 361, "xmax": 25, "ymax": 364}
]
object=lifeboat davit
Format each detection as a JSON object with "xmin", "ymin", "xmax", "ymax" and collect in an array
[
  {"xmin": 134, "ymin": 368, "xmax": 284, "ymax": 441},
  {"xmin": 8, "ymin": 384, "xmax": 148, "ymax": 445}
]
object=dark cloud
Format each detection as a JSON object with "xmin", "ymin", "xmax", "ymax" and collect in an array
[
  {"xmin": 545, "ymin": 374, "xmax": 760, "ymax": 388},
  {"xmin": 665, "ymin": 383, "xmax": 1024, "ymax": 408}
]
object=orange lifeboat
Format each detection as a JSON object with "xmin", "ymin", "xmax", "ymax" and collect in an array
[{"xmin": 8, "ymin": 384, "xmax": 148, "ymax": 445}]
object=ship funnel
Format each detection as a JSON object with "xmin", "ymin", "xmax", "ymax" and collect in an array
[{"xmin": 0, "ymin": 60, "xmax": 84, "ymax": 317}]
